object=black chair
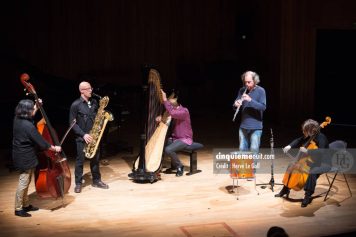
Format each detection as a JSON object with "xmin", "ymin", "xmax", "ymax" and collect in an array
[{"xmin": 324, "ymin": 140, "xmax": 352, "ymax": 201}]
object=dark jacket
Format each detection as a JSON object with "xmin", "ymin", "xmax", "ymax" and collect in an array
[
  {"xmin": 289, "ymin": 132, "xmax": 328, "ymax": 149},
  {"xmin": 289, "ymin": 132, "xmax": 329, "ymax": 168},
  {"xmin": 12, "ymin": 118, "xmax": 50, "ymax": 171},
  {"xmin": 69, "ymin": 97, "xmax": 98, "ymax": 142},
  {"xmin": 235, "ymin": 85, "xmax": 266, "ymax": 130}
]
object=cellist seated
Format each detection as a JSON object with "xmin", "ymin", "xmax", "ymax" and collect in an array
[{"xmin": 275, "ymin": 119, "xmax": 329, "ymax": 208}]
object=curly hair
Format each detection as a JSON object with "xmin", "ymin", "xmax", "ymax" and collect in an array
[
  {"xmin": 241, "ymin": 70, "xmax": 260, "ymax": 85},
  {"xmin": 302, "ymin": 119, "xmax": 319, "ymax": 136}
]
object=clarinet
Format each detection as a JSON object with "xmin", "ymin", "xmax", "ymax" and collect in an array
[{"xmin": 232, "ymin": 87, "xmax": 247, "ymax": 122}]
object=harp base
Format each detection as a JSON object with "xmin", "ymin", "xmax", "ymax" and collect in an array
[{"xmin": 128, "ymin": 169, "xmax": 160, "ymax": 183}]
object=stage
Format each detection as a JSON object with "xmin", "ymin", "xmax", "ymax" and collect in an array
[{"xmin": 0, "ymin": 148, "xmax": 355, "ymax": 237}]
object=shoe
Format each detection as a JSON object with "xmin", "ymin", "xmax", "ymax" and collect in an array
[
  {"xmin": 74, "ymin": 184, "xmax": 82, "ymax": 193},
  {"xmin": 176, "ymin": 166, "xmax": 184, "ymax": 177},
  {"xmin": 23, "ymin": 205, "xmax": 39, "ymax": 212},
  {"xmin": 92, "ymin": 180, "xmax": 109, "ymax": 189},
  {"xmin": 15, "ymin": 210, "xmax": 31, "ymax": 217},
  {"xmin": 275, "ymin": 186, "xmax": 290, "ymax": 197},
  {"xmin": 301, "ymin": 195, "xmax": 312, "ymax": 207}
]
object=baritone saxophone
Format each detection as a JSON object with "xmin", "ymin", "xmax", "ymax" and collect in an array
[{"xmin": 84, "ymin": 96, "xmax": 114, "ymax": 159}]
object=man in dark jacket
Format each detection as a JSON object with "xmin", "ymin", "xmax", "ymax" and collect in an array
[{"xmin": 69, "ymin": 81, "xmax": 109, "ymax": 193}]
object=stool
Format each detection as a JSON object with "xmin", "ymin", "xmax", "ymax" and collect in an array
[{"xmin": 179, "ymin": 142, "xmax": 203, "ymax": 175}]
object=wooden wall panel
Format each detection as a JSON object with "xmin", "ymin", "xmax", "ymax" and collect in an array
[
  {"xmin": 279, "ymin": 0, "xmax": 356, "ymax": 124},
  {"xmin": 4, "ymin": 0, "xmax": 240, "ymax": 85},
  {"xmin": 2, "ymin": 0, "xmax": 356, "ymax": 123}
]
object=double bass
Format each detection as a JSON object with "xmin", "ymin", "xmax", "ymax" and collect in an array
[
  {"xmin": 21, "ymin": 73, "xmax": 71, "ymax": 198},
  {"xmin": 282, "ymin": 117, "xmax": 331, "ymax": 191}
]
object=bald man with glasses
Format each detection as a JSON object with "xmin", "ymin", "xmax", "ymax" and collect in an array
[{"xmin": 69, "ymin": 81, "xmax": 109, "ymax": 193}]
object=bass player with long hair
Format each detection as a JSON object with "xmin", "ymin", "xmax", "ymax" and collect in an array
[{"xmin": 12, "ymin": 99, "xmax": 61, "ymax": 217}]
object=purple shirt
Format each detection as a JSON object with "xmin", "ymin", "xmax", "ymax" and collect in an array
[{"xmin": 163, "ymin": 101, "xmax": 193, "ymax": 145}]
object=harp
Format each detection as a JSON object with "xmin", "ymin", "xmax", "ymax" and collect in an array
[{"xmin": 129, "ymin": 67, "xmax": 171, "ymax": 182}]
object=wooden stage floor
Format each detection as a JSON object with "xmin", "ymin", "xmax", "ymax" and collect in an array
[{"xmin": 0, "ymin": 149, "xmax": 356, "ymax": 237}]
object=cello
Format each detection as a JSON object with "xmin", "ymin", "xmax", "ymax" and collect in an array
[
  {"xmin": 282, "ymin": 117, "xmax": 331, "ymax": 191},
  {"xmin": 20, "ymin": 73, "xmax": 71, "ymax": 198}
]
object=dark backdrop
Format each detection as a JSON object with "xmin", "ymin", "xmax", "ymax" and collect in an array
[{"xmin": 1, "ymin": 0, "xmax": 356, "ymax": 153}]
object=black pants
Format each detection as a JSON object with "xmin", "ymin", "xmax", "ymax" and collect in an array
[
  {"xmin": 304, "ymin": 164, "xmax": 331, "ymax": 196},
  {"xmin": 75, "ymin": 141, "xmax": 101, "ymax": 185}
]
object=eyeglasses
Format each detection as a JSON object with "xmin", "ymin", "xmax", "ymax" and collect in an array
[{"xmin": 82, "ymin": 87, "xmax": 93, "ymax": 91}]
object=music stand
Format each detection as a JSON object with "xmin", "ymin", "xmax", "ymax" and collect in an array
[{"xmin": 256, "ymin": 128, "xmax": 283, "ymax": 192}]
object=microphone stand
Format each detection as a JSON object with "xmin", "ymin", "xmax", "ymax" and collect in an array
[{"xmin": 256, "ymin": 128, "xmax": 283, "ymax": 192}]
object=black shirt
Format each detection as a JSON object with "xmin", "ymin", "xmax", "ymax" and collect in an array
[
  {"xmin": 289, "ymin": 132, "xmax": 328, "ymax": 149},
  {"xmin": 69, "ymin": 96, "xmax": 98, "ymax": 142},
  {"xmin": 12, "ymin": 118, "xmax": 50, "ymax": 171},
  {"xmin": 289, "ymin": 132, "xmax": 329, "ymax": 167}
]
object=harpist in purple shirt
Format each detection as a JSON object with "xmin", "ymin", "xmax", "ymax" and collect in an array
[
  {"xmin": 161, "ymin": 89, "xmax": 194, "ymax": 176},
  {"xmin": 163, "ymin": 100, "xmax": 193, "ymax": 145}
]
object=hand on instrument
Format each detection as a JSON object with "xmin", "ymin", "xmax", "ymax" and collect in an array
[
  {"xmin": 283, "ymin": 145, "xmax": 291, "ymax": 153},
  {"xmin": 241, "ymin": 93, "xmax": 251, "ymax": 102},
  {"xmin": 83, "ymin": 134, "xmax": 93, "ymax": 144},
  {"xmin": 234, "ymin": 99, "xmax": 242, "ymax": 107},
  {"xmin": 50, "ymin": 145, "xmax": 62, "ymax": 153},
  {"xmin": 155, "ymin": 115, "xmax": 162, "ymax": 123},
  {"xmin": 299, "ymin": 147, "xmax": 308, "ymax": 154},
  {"xmin": 35, "ymin": 98, "xmax": 43, "ymax": 105},
  {"xmin": 161, "ymin": 89, "xmax": 167, "ymax": 101},
  {"xmin": 33, "ymin": 98, "xmax": 42, "ymax": 115}
]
